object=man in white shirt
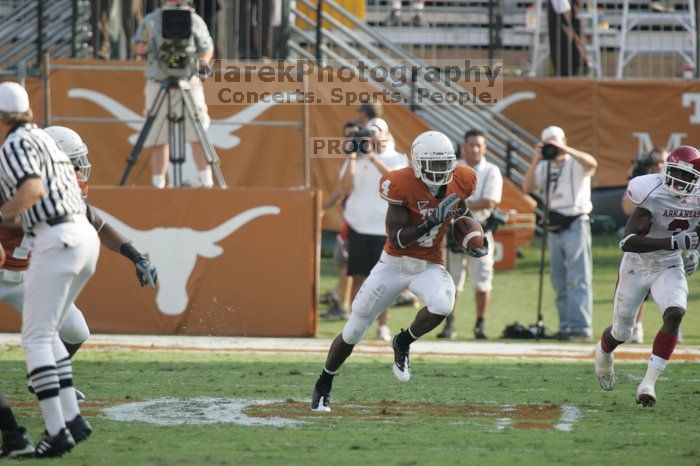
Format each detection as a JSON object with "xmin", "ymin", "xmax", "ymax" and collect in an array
[
  {"xmin": 440, "ymin": 129, "xmax": 503, "ymax": 340},
  {"xmin": 341, "ymin": 101, "xmax": 408, "ymax": 341},
  {"xmin": 523, "ymin": 126, "xmax": 597, "ymax": 341}
]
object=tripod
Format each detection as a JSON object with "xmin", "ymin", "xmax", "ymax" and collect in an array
[
  {"xmin": 534, "ymin": 159, "xmax": 552, "ymax": 339},
  {"xmin": 120, "ymin": 77, "xmax": 227, "ymax": 188}
]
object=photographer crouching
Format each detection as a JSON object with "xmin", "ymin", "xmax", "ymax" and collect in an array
[
  {"xmin": 523, "ymin": 126, "xmax": 598, "ymax": 341},
  {"xmin": 132, "ymin": 0, "xmax": 214, "ymax": 188}
]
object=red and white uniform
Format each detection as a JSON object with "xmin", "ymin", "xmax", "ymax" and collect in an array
[
  {"xmin": 342, "ymin": 165, "xmax": 477, "ymax": 345},
  {"xmin": 613, "ymin": 173, "xmax": 700, "ymax": 341}
]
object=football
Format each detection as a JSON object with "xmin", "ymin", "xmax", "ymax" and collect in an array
[{"xmin": 451, "ymin": 216, "xmax": 484, "ymax": 250}]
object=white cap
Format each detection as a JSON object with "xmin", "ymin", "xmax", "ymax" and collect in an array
[
  {"xmin": 0, "ymin": 82, "xmax": 29, "ymax": 113},
  {"xmin": 367, "ymin": 117, "xmax": 389, "ymax": 134},
  {"xmin": 541, "ymin": 125, "xmax": 565, "ymax": 142}
]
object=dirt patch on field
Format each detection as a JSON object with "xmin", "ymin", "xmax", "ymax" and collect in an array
[
  {"xmin": 244, "ymin": 399, "xmax": 579, "ymax": 431},
  {"xmin": 7, "ymin": 397, "xmax": 119, "ymax": 418}
]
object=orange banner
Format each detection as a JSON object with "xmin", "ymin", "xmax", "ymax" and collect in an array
[
  {"xmin": 501, "ymin": 79, "xmax": 700, "ymax": 187},
  {"xmin": 0, "ymin": 187, "xmax": 320, "ymax": 337}
]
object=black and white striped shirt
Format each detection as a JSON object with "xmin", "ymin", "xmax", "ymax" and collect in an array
[{"xmin": 0, "ymin": 123, "xmax": 85, "ymax": 231}]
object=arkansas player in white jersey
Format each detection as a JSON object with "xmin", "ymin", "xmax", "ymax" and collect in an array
[{"xmin": 595, "ymin": 146, "xmax": 700, "ymax": 406}]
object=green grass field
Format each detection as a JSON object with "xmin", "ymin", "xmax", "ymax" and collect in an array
[
  {"xmin": 0, "ymin": 234, "xmax": 698, "ymax": 465},
  {"xmin": 318, "ymin": 234, "xmax": 700, "ymax": 344},
  {"xmin": 0, "ymin": 350, "xmax": 698, "ymax": 465}
]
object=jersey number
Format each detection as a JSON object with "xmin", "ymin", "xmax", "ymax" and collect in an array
[
  {"xmin": 668, "ymin": 219, "xmax": 690, "ymax": 234},
  {"xmin": 380, "ymin": 179, "xmax": 391, "ymax": 197},
  {"xmin": 417, "ymin": 225, "xmax": 440, "ymax": 247}
]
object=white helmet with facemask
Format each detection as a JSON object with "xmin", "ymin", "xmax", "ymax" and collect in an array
[
  {"xmin": 44, "ymin": 126, "xmax": 91, "ymax": 183},
  {"xmin": 411, "ymin": 131, "xmax": 456, "ymax": 186}
]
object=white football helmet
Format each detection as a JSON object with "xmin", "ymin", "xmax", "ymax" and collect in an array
[
  {"xmin": 44, "ymin": 126, "xmax": 91, "ymax": 182},
  {"xmin": 411, "ymin": 131, "xmax": 456, "ymax": 186}
]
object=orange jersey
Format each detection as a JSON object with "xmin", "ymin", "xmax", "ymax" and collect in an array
[
  {"xmin": 379, "ymin": 165, "xmax": 477, "ymax": 264},
  {"xmin": 0, "ymin": 226, "xmax": 29, "ymax": 271}
]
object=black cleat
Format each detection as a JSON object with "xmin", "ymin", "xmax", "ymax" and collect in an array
[
  {"xmin": 34, "ymin": 428, "xmax": 75, "ymax": 458},
  {"xmin": 66, "ymin": 415, "xmax": 92, "ymax": 443},
  {"xmin": 391, "ymin": 335, "xmax": 411, "ymax": 383},
  {"xmin": 437, "ymin": 327, "xmax": 457, "ymax": 340},
  {"xmin": 311, "ymin": 384, "xmax": 331, "ymax": 412},
  {"xmin": 474, "ymin": 328, "xmax": 488, "ymax": 340},
  {"xmin": 1, "ymin": 426, "xmax": 34, "ymax": 458}
]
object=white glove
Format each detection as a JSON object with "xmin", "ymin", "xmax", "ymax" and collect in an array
[
  {"xmin": 671, "ymin": 231, "xmax": 699, "ymax": 250},
  {"xmin": 683, "ymin": 250, "xmax": 699, "ymax": 276}
]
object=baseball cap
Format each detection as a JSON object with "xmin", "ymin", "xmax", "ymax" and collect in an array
[
  {"xmin": 367, "ymin": 117, "xmax": 389, "ymax": 134},
  {"xmin": 0, "ymin": 82, "xmax": 30, "ymax": 113},
  {"xmin": 541, "ymin": 125, "xmax": 565, "ymax": 142}
]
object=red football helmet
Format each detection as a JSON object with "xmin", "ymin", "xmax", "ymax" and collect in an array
[{"xmin": 662, "ymin": 146, "xmax": 700, "ymax": 197}]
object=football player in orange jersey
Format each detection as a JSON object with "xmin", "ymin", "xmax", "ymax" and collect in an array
[{"xmin": 312, "ymin": 131, "xmax": 488, "ymax": 411}]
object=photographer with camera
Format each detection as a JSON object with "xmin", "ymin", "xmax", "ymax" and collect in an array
[
  {"xmin": 132, "ymin": 0, "xmax": 214, "ymax": 189},
  {"xmin": 340, "ymin": 100, "xmax": 408, "ymax": 341},
  {"xmin": 523, "ymin": 126, "xmax": 597, "ymax": 341},
  {"xmin": 621, "ymin": 147, "xmax": 669, "ymax": 343},
  {"xmin": 438, "ymin": 129, "xmax": 503, "ymax": 340}
]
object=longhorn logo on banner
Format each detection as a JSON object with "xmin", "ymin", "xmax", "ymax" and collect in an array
[{"xmin": 94, "ymin": 206, "xmax": 281, "ymax": 316}]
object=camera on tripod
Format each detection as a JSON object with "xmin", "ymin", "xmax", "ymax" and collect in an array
[{"xmin": 158, "ymin": 3, "xmax": 197, "ymax": 80}]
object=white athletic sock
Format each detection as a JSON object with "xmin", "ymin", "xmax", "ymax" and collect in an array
[
  {"xmin": 641, "ymin": 355, "xmax": 667, "ymax": 386},
  {"xmin": 29, "ymin": 366, "xmax": 65, "ymax": 436},
  {"xmin": 199, "ymin": 168, "xmax": 214, "ymax": 188},
  {"xmin": 57, "ymin": 357, "xmax": 80, "ymax": 422},
  {"xmin": 152, "ymin": 174, "xmax": 166, "ymax": 189},
  {"xmin": 39, "ymin": 397, "xmax": 66, "ymax": 436}
]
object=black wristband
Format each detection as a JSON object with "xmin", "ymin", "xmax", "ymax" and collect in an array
[{"xmin": 120, "ymin": 243, "xmax": 143, "ymax": 264}]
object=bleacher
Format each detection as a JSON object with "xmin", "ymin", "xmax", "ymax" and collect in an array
[{"xmin": 364, "ymin": 0, "xmax": 698, "ymax": 78}]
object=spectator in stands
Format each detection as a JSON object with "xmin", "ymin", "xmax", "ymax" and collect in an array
[
  {"xmin": 238, "ymin": 0, "xmax": 284, "ymax": 58},
  {"xmin": 389, "ymin": 0, "xmax": 425, "ymax": 27},
  {"xmin": 621, "ymin": 147, "xmax": 669, "ymax": 343},
  {"xmin": 439, "ymin": 129, "xmax": 503, "ymax": 340},
  {"xmin": 341, "ymin": 100, "xmax": 408, "ymax": 342},
  {"xmin": 132, "ymin": 0, "xmax": 214, "ymax": 188},
  {"xmin": 523, "ymin": 126, "xmax": 597, "ymax": 341}
]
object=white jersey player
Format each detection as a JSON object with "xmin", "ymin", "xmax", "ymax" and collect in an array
[{"xmin": 595, "ymin": 146, "xmax": 700, "ymax": 407}]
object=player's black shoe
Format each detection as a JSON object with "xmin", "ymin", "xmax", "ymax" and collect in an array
[
  {"xmin": 392, "ymin": 335, "xmax": 411, "ymax": 383},
  {"xmin": 34, "ymin": 428, "xmax": 75, "ymax": 458},
  {"xmin": 66, "ymin": 415, "xmax": 92, "ymax": 443},
  {"xmin": 474, "ymin": 327, "xmax": 488, "ymax": 340},
  {"xmin": 311, "ymin": 383, "xmax": 332, "ymax": 412},
  {"xmin": 1, "ymin": 426, "xmax": 35, "ymax": 458}
]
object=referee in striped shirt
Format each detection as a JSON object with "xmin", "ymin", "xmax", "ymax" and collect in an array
[{"xmin": 0, "ymin": 82, "xmax": 99, "ymax": 458}]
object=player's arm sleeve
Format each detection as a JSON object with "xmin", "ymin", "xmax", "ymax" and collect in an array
[
  {"xmin": 0, "ymin": 141, "xmax": 41, "ymax": 188},
  {"xmin": 378, "ymin": 173, "xmax": 404, "ymax": 205},
  {"xmin": 626, "ymin": 177, "xmax": 657, "ymax": 210},
  {"xmin": 194, "ymin": 15, "xmax": 214, "ymax": 54}
]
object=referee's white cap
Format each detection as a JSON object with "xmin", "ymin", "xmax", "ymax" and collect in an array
[
  {"xmin": 541, "ymin": 125, "xmax": 565, "ymax": 143},
  {"xmin": 0, "ymin": 82, "xmax": 30, "ymax": 113}
]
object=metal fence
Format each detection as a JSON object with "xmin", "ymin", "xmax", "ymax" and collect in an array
[
  {"xmin": 1, "ymin": 0, "xmax": 698, "ymax": 79},
  {"xmin": 366, "ymin": 0, "xmax": 699, "ymax": 79}
]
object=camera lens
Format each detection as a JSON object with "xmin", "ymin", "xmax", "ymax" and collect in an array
[{"xmin": 541, "ymin": 143, "xmax": 559, "ymax": 160}]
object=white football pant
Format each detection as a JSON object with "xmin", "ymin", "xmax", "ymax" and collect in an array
[
  {"xmin": 612, "ymin": 253, "xmax": 687, "ymax": 342},
  {"xmin": 22, "ymin": 216, "xmax": 99, "ymax": 372},
  {"xmin": 342, "ymin": 251, "xmax": 455, "ymax": 345},
  {"xmin": 0, "ymin": 272, "xmax": 90, "ymax": 345}
]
